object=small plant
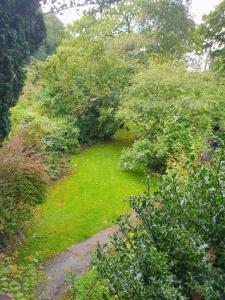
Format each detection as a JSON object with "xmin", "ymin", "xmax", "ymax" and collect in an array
[{"xmin": 66, "ymin": 268, "xmax": 111, "ymax": 300}]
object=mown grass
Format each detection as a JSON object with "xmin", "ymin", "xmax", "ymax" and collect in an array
[{"xmin": 18, "ymin": 130, "xmax": 156, "ymax": 262}]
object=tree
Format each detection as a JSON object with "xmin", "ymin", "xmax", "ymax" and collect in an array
[
  {"xmin": 200, "ymin": 0, "xmax": 225, "ymax": 76},
  {"xmin": 0, "ymin": 0, "xmax": 128, "ymax": 144},
  {"xmin": 40, "ymin": 0, "xmax": 123, "ymax": 14},
  {"xmin": 136, "ymin": 0, "xmax": 194, "ymax": 57},
  {"xmin": 0, "ymin": 0, "xmax": 45, "ymax": 143},
  {"xmin": 118, "ymin": 59, "xmax": 225, "ymax": 171},
  {"xmin": 33, "ymin": 14, "xmax": 64, "ymax": 61},
  {"xmin": 38, "ymin": 18, "xmax": 134, "ymax": 143},
  {"xmin": 96, "ymin": 0, "xmax": 194, "ymax": 58}
]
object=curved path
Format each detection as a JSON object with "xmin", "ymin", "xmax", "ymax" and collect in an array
[{"xmin": 36, "ymin": 225, "xmax": 117, "ymax": 300}]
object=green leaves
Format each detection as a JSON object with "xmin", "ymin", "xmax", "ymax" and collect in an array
[
  {"xmin": 95, "ymin": 146, "xmax": 225, "ymax": 299},
  {"xmin": 0, "ymin": 0, "xmax": 45, "ymax": 143},
  {"xmin": 0, "ymin": 255, "xmax": 43, "ymax": 300},
  {"xmin": 196, "ymin": 0, "xmax": 225, "ymax": 77},
  {"xmin": 39, "ymin": 19, "xmax": 134, "ymax": 144},
  {"xmin": 118, "ymin": 59, "xmax": 225, "ymax": 172},
  {"xmin": 67, "ymin": 268, "xmax": 111, "ymax": 300}
]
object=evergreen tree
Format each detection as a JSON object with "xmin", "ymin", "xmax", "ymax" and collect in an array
[{"xmin": 0, "ymin": 0, "xmax": 45, "ymax": 143}]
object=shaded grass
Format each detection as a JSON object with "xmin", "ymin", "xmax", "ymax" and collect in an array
[{"xmin": 18, "ymin": 130, "xmax": 156, "ymax": 262}]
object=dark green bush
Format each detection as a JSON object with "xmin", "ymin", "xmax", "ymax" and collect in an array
[
  {"xmin": 0, "ymin": 137, "xmax": 48, "ymax": 246},
  {"xmin": 0, "ymin": 0, "xmax": 45, "ymax": 143},
  {"xmin": 95, "ymin": 140, "xmax": 225, "ymax": 299}
]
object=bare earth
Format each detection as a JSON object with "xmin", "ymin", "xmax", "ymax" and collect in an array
[{"xmin": 36, "ymin": 225, "xmax": 117, "ymax": 300}]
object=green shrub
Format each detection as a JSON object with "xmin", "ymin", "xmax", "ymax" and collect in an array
[
  {"xmin": 0, "ymin": 136, "xmax": 48, "ymax": 246},
  {"xmin": 12, "ymin": 97, "xmax": 80, "ymax": 156},
  {"xmin": 118, "ymin": 59, "xmax": 225, "ymax": 171},
  {"xmin": 11, "ymin": 94, "xmax": 80, "ymax": 179},
  {"xmin": 0, "ymin": 254, "xmax": 43, "ymax": 300},
  {"xmin": 67, "ymin": 268, "xmax": 111, "ymax": 300},
  {"xmin": 37, "ymin": 16, "xmax": 134, "ymax": 144},
  {"xmin": 95, "ymin": 141, "xmax": 225, "ymax": 299}
]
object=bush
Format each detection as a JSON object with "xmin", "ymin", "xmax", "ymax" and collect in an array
[
  {"xmin": 0, "ymin": 136, "xmax": 48, "ymax": 246},
  {"xmin": 67, "ymin": 268, "xmax": 111, "ymax": 300},
  {"xmin": 11, "ymin": 94, "xmax": 80, "ymax": 156},
  {"xmin": 0, "ymin": 254, "xmax": 43, "ymax": 300},
  {"xmin": 11, "ymin": 93, "xmax": 80, "ymax": 179},
  {"xmin": 37, "ymin": 16, "xmax": 134, "ymax": 144},
  {"xmin": 118, "ymin": 59, "xmax": 225, "ymax": 171},
  {"xmin": 95, "ymin": 141, "xmax": 225, "ymax": 299}
]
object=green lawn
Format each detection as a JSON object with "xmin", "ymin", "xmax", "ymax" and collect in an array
[{"xmin": 18, "ymin": 130, "xmax": 155, "ymax": 262}]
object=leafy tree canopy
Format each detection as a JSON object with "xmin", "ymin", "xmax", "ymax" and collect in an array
[
  {"xmin": 37, "ymin": 18, "xmax": 135, "ymax": 143},
  {"xmin": 96, "ymin": 0, "xmax": 194, "ymax": 58},
  {"xmin": 198, "ymin": 0, "xmax": 225, "ymax": 76},
  {"xmin": 118, "ymin": 59, "xmax": 225, "ymax": 171}
]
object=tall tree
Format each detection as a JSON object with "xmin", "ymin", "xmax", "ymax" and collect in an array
[
  {"xmin": 33, "ymin": 14, "xmax": 64, "ymax": 61},
  {"xmin": 0, "ymin": 0, "xmax": 45, "ymax": 143},
  {"xmin": 200, "ymin": 0, "xmax": 225, "ymax": 76},
  {"xmin": 95, "ymin": 0, "xmax": 194, "ymax": 58}
]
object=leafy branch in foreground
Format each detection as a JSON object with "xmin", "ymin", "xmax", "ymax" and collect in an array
[{"xmin": 95, "ymin": 140, "xmax": 225, "ymax": 299}]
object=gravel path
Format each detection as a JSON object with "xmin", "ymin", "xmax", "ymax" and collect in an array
[{"xmin": 36, "ymin": 225, "xmax": 117, "ymax": 300}]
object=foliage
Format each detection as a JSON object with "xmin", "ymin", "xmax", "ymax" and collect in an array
[
  {"xmin": 67, "ymin": 268, "xmax": 111, "ymax": 300},
  {"xmin": 38, "ymin": 20, "xmax": 134, "ymax": 143},
  {"xmin": 95, "ymin": 143, "xmax": 225, "ymax": 299},
  {"xmin": 17, "ymin": 130, "xmax": 146, "ymax": 262},
  {"xmin": 199, "ymin": 0, "xmax": 225, "ymax": 76},
  {"xmin": 33, "ymin": 14, "xmax": 64, "ymax": 61},
  {"xmin": 118, "ymin": 59, "xmax": 225, "ymax": 171},
  {"xmin": 0, "ymin": 0, "xmax": 45, "ymax": 143},
  {"xmin": 10, "ymin": 68, "xmax": 80, "ymax": 179},
  {"xmin": 97, "ymin": 0, "xmax": 194, "ymax": 58},
  {"xmin": 12, "ymin": 105, "xmax": 80, "ymax": 155},
  {"xmin": 40, "ymin": 0, "xmax": 123, "ymax": 14},
  {"xmin": 0, "ymin": 254, "xmax": 43, "ymax": 300},
  {"xmin": 0, "ymin": 136, "xmax": 48, "ymax": 246}
]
